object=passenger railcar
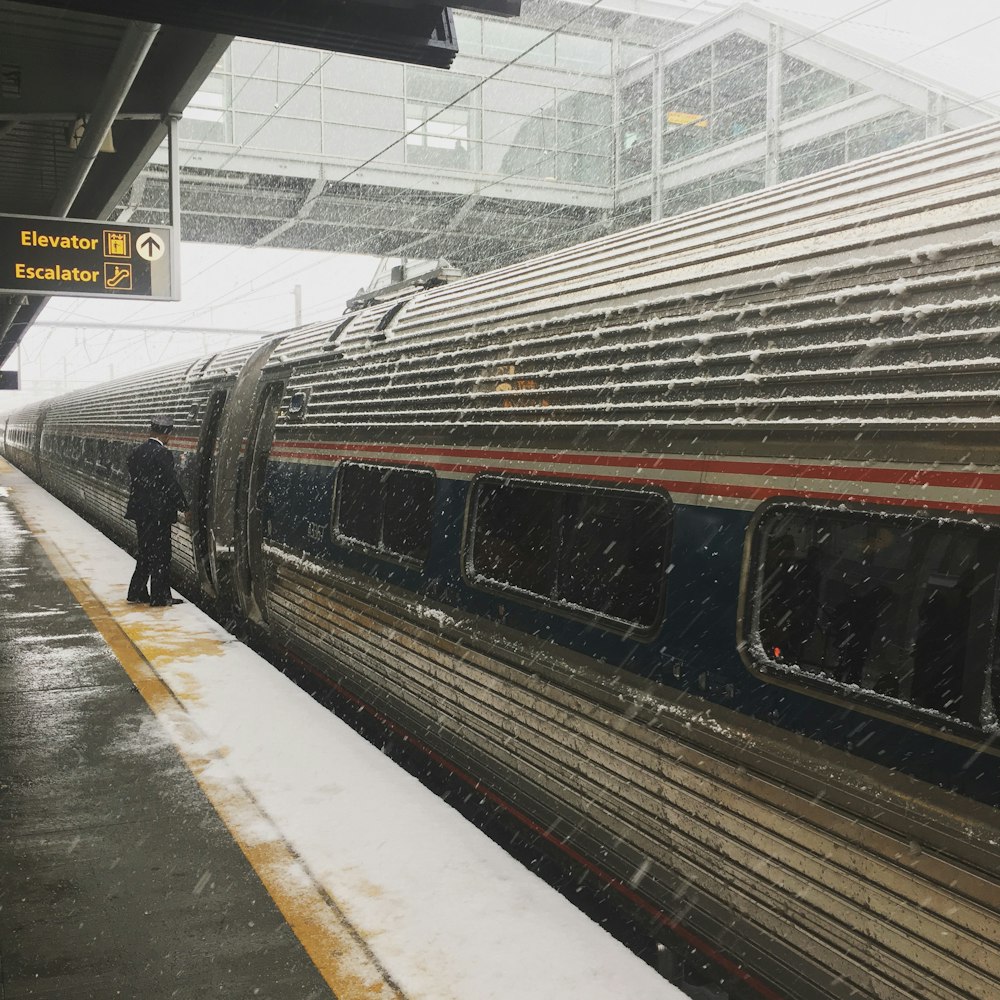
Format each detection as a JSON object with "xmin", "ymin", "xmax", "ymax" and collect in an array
[{"xmin": 5, "ymin": 122, "xmax": 1000, "ymax": 1000}]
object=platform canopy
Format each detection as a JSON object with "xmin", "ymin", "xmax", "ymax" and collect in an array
[{"xmin": 0, "ymin": 0, "xmax": 519, "ymax": 367}]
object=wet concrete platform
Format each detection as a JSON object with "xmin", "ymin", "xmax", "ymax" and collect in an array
[
  {"xmin": 0, "ymin": 474, "xmax": 333, "ymax": 999},
  {"xmin": 0, "ymin": 457, "xmax": 682, "ymax": 1000}
]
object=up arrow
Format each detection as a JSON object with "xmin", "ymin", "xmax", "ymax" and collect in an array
[{"xmin": 136, "ymin": 232, "xmax": 165, "ymax": 262}]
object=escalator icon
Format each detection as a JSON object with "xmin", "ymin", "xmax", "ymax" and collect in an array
[{"xmin": 104, "ymin": 262, "xmax": 132, "ymax": 290}]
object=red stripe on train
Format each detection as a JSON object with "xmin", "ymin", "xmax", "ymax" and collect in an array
[
  {"xmin": 268, "ymin": 447, "xmax": 1000, "ymax": 514},
  {"xmin": 269, "ymin": 440, "xmax": 1000, "ymax": 491}
]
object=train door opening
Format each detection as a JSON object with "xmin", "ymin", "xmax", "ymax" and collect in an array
[
  {"xmin": 236, "ymin": 379, "xmax": 284, "ymax": 625},
  {"xmin": 193, "ymin": 389, "xmax": 227, "ymax": 596},
  {"xmin": 206, "ymin": 337, "xmax": 281, "ymax": 615}
]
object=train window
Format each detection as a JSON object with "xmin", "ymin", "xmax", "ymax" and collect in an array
[
  {"xmin": 286, "ymin": 390, "xmax": 310, "ymax": 419},
  {"xmin": 333, "ymin": 462, "xmax": 435, "ymax": 564},
  {"xmin": 749, "ymin": 502, "xmax": 1000, "ymax": 725},
  {"xmin": 467, "ymin": 476, "xmax": 672, "ymax": 633}
]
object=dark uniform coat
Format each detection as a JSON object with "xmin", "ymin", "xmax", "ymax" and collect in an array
[
  {"xmin": 126, "ymin": 438, "xmax": 188, "ymax": 524},
  {"xmin": 125, "ymin": 438, "xmax": 189, "ymax": 604}
]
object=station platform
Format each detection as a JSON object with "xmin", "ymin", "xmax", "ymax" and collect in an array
[{"xmin": 0, "ymin": 456, "xmax": 685, "ymax": 1000}]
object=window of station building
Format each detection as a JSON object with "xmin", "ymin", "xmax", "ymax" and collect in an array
[
  {"xmin": 452, "ymin": 13, "xmax": 483, "ymax": 56},
  {"xmin": 621, "ymin": 109, "xmax": 653, "ymax": 179},
  {"xmin": 482, "ymin": 21, "xmax": 555, "ymax": 67},
  {"xmin": 662, "ymin": 85, "xmax": 712, "ymax": 163},
  {"xmin": 488, "ymin": 87, "xmax": 611, "ymax": 186},
  {"xmin": 778, "ymin": 131, "xmax": 847, "ymax": 182},
  {"xmin": 709, "ymin": 162, "xmax": 765, "ymax": 201},
  {"xmin": 405, "ymin": 104, "xmax": 479, "ymax": 170},
  {"xmin": 406, "ymin": 67, "xmax": 478, "ymax": 108},
  {"xmin": 230, "ymin": 39, "xmax": 319, "ymax": 84},
  {"xmin": 493, "ymin": 107, "xmax": 553, "ymax": 170},
  {"xmin": 662, "ymin": 178, "xmax": 713, "ymax": 217},
  {"xmin": 620, "ymin": 76, "xmax": 654, "ymax": 180},
  {"xmin": 622, "ymin": 75, "xmax": 653, "ymax": 120},
  {"xmin": 483, "ymin": 78, "xmax": 555, "ymax": 117},
  {"xmin": 664, "ymin": 46, "xmax": 713, "ymax": 92},
  {"xmin": 333, "ymin": 462, "xmax": 436, "ymax": 565},
  {"xmin": 235, "ymin": 113, "xmax": 320, "ymax": 154},
  {"xmin": 466, "ymin": 477, "xmax": 672, "ymax": 633},
  {"xmin": 405, "ymin": 68, "xmax": 480, "ymax": 171},
  {"xmin": 232, "ymin": 78, "xmax": 321, "ymax": 119},
  {"xmin": 778, "ymin": 113, "xmax": 926, "ymax": 184},
  {"xmin": 498, "ymin": 142, "xmax": 556, "ymax": 182},
  {"xmin": 847, "ymin": 111, "xmax": 927, "ymax": 161},
  {"xmin": 558, "ymin": 148, "xmax": 611, "ymax": 185},
  {"xmin": 661, "ymin": 33, "xmax": 768, "ymax": 164},
  {"xmin": 323, "ymin": 89, "xmax": 403, "ymax": 155},
  {"xmin": 231, "ymin": 39, "xmax": 279, "ymax": 78},
  {"xmin": 324, "ymin": 124, "xmax": 403, "ymax": 161},
  {"xmin": 661, "ymin": 162, "xmax": 765, "ymax": 217},
  {"xmin": 558, "ymin": 90, "xmax": 612, "ymax": 126},
  {"xmin": 781, "ymin": 54, "xmax": 866, "ymax": 120},
  {"xmin": 322, "ymin": 55, "xmax": 404, "ymax": 99},
  {"xmin": 559, "ymin": 113, "xmax": 610, "ymax": 156},
  {"xmin": 483, "ymin": 109, "xmax": 543, "ymax": 175},
  {"xmin": 180, "ymin": 73, "xmax": 230, "ymax": 144},
  {"xmin": 275, "ymin": 45, "xmax": 322, "ymax": 85},
  {"xmin": 622, "ymin": 43, "xmax": 654, "ymax": 72},
  {"xmin": 555, "ymin": 33, "xmax": 612, "ymax": 75},
  {"xmin": 612, "ymin": 195, "xmax": 653, "ymax": 230},
  {"xmin": 749, "ymin": 502, "xmax": 1000, "ymax": 726}
]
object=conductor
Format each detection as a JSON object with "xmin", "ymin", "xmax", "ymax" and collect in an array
[{"xmin": 125, "ymin": 415, "xmax": 190, "ymax": 606}]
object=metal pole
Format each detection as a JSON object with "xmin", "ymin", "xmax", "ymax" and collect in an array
[
  {"xmin": 168, "ymin": 115, "xmax": 182, "ymax": 300},
  {"xmin": 765, "ymin": 24, "xmax": 783, "ymax": 188}
]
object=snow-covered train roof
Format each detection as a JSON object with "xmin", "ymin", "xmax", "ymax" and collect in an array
[
  {"xmin": 40, "ymin": 341, "xmax": 262, "ymax": 432},
  {"xmin": 266, "ymin": 121, "xmax": 1000, "ymax": 438}
]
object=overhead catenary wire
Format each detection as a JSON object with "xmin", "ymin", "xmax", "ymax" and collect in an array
[
  {"xmin": 152, "ymin": 0, "xmax": 908, "ymax": 319},
  {"xmin": 62, "ymin": 0, "xmax": 895, "ymax": 331},
  {"xmin": 340, "ymin": 0, "xmax": 1000, "ymax": 280},
  {"xmin": 41, "ymin": 0, "xmax": 626, "ymax": 338},
  {"xmin": 115, "ymin": 0, "xmax": 883, "ymax": 327},
  {"xmin": 31, "ymin": 0, "xmax": 1000, "ymax": 371}
]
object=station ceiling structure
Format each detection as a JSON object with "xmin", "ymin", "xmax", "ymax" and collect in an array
[
  {"xmin": 0, "ymin": 0, "xmax": 520, "ymax": 368},
  {"xmin": 110, "ymin": 0, "xmax": 999, "ymax": 285}
]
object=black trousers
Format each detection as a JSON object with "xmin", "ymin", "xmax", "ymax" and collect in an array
[{"xmin": 128, "ymin": 517, "xmax": 173, "ymax": 603}]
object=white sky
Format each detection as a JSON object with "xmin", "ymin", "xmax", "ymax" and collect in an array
[
  {"xmin": 2, "ymin": 244, "xmax": 381, "ymax": 411},
  {"xmin": 5, "ymin": 0, "xmax": 1000, "ymax": 414},
  {"xmin": 753, "ymin": 0, "xmax": 1000, "ymax": 98},
  {"xmin": 1, "ymin": 461, "xmax": 689, "ymax": 1000}
]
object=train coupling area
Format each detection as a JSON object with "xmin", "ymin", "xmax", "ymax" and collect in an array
[{"xmin": 0, "ymin": 456, "xmax": 686, "ymax": 1000}]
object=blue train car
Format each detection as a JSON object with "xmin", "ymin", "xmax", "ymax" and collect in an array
[{"xmin": 5, "ymin": 121, "xmax": 1000, "ymax": 1000}]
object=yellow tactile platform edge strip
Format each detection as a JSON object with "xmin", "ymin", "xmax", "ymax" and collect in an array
[{"xmin": 4, "ymin": 480, "xmax": 405, "ymax": 1000}]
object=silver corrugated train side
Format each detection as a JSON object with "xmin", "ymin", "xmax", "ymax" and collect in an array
[{"xmin": 5, "ymin": 122, "xmax": 1000, "ymax": 999}]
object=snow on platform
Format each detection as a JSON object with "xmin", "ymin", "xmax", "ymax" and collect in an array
[{"xmin": 0, "ymin": 458, "xmax": 686, "ymax": 1000}]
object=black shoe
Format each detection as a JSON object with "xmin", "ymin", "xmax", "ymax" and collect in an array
[
  {"xmin": 149, "ymin": 598, "xmax": 184, "ymax": 606},
  {"xmin": 127, "ymin": 595, "xmax": 149, "ymax": 604}
]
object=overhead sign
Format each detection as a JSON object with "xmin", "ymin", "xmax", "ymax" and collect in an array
[
  {"xmin": 0, "ymin": 370, "xmax": 18, "ymax": 390},
  {"xmin": 0, "ymin": 214, "xmax": 176, "ymax": 300}
]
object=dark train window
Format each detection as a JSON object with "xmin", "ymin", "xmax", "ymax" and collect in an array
[
  {"xmin": 286, "ymin": 390, "xmax": 310, "ymax": 419},
  {"xmin": 466, "ymin": 476, "xmax": 672, "ymax": 633},
  {"xmin": 333, "ymin": 462, "xmax": 435, "ymax": 564},
  {"xmin": 749, "ymin": 502, "xmax": 1000, "ymax": 725}
]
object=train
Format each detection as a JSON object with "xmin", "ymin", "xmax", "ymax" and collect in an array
[{"xmin": 5, "ymin": 120, "xmax": 1000, "ymax": 1000}]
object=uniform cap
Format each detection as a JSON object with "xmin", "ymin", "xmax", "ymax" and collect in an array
[{"xmin": 150, "ymin": 415, "xmax": 174, "ymax": 432}]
